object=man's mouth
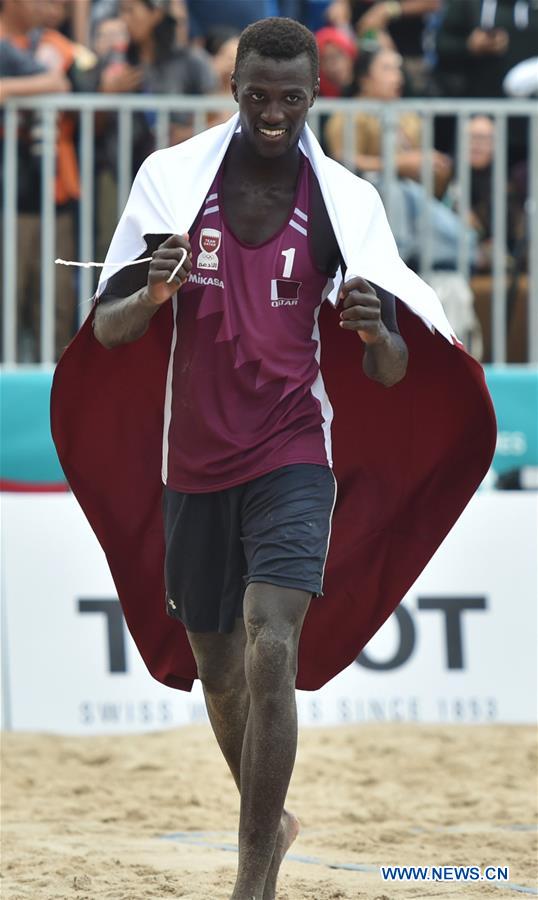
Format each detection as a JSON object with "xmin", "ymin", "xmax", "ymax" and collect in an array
[{"xmin": 257, "ymin": 127, "xmax": 287, "ymax": 139}]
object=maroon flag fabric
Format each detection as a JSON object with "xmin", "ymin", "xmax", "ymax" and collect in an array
[{"xmin": 51, "ymin": 301, "xmax": 496, "ymax": 691}]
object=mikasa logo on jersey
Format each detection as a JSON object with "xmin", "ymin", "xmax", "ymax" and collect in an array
[
  {"xmin": 197, "ymin": 227, "xmax": 221, "ymax": 270},
  {"xmin": 188, "ymin": 272, "xmax": 224, "ymax": 289}
]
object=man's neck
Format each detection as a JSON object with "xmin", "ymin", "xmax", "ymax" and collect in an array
[{"xmin": 227, "ymin": 133, "xmax": 302, "ymax": 184}]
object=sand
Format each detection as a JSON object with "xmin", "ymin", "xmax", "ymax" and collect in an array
[{"xmin": 1, "ymin": 724, "xmax": 537, "ymax": 900}]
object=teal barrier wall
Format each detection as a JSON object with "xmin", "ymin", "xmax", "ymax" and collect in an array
[
  {"xmin": 1, "ymin": 365, "xmax": 537, "ymax": 487},
  {"xmin": 484, "ymin": 366, "xmax": 538, "ymax": 474},
  {"xmin": 0, "ymin": 368, "xmax": 65, "ymax": 486}
]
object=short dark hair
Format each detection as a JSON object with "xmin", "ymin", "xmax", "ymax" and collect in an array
[
  {"xmin": 354, "ymin": 43, "xmax": 383, "ymax": 89},
  {"xmin": 234, "ymin": 17, "xmax": 319, "ymax": 84},
  {"xmin": 126, "ymin": 0, "xmax": 176, "ymax": 65}
]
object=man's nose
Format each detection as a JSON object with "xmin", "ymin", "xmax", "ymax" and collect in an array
[{"xmin": 260, "ymin": 101, "xmax": 286, "ymax": 124}]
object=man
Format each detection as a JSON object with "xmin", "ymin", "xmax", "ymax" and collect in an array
[
  {"xmin": 92, "ymin": 19, "xmax": 408, "ymax": 899},
  {"xmin": 52, "ymin": 17, "xmax": 495, "ymax": 900}
]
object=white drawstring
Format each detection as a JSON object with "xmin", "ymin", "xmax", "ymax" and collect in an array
[{"xmin": 55, "ymin": 247, "xmax": 188, "ymax": 284}]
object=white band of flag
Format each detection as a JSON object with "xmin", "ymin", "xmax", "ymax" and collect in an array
[{"xmin": 55, "ymin": 247, "xmax": 188, "ymax": 284}]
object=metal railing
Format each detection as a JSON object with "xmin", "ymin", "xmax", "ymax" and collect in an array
[{"xmin": 2, "ymin": 95, "xmax": 537, "ymax": 363}]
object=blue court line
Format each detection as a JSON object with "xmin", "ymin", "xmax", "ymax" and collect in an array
[
  {"xmin": 410, "ymin": 825, "xmax": 538, "ymax": 834},
  {"xmin": 158, "ymin": 831, "xmax": 538, "ymax": 895}
]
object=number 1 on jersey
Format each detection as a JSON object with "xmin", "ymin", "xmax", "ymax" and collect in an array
[{"xmin": 281, "ymin": 247, "xmax": 296, "ymax": 279}]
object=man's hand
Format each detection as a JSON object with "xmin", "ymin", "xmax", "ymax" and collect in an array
[
  {"xmin": 356, "ymin": 2, "xmax": 397, "ymax": 35},
  {"xmin": 100, "ymin": 63, "xmax": 143, "ymax": 94},
  {"xmin": 467, "ymin": 27, "xmax": 509, "ymax": 56},
  {"xmin": 339, "ymin": 277, "xmax": 408, "ymax": 386},
  {"xmin": 339, "ymin": 277, "xmax": 388, "ymax": 344},
  {"xmin": 146, "ymin": 233, "xmax": 192, "ymax": 306}
]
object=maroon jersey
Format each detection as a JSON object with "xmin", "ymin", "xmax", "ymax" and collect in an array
[{"xmin": 163, "ymin": 157, "xmax": 335, "ymax": 491}]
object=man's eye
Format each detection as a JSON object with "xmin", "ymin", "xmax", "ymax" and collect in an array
[
  {"xmin": 286, "ymin": 95, "xmax": 300, "ymax": 103},
  {"xmin": 250, "ymin": 92, "xmax": 263, "ymax": 101}
]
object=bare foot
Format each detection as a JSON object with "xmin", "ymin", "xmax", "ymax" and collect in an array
[{"xmin": 262, "ymin": 810, "xmax": 300, "ymax": 900}]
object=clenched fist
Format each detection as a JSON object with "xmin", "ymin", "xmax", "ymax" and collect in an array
[
  {"xmin": 146, "ymin": 233, "xmax": 192, "ymax": 306},
  {"xmin": 339, "ymin": 276, "xmax": 387, "ymax": 344}
]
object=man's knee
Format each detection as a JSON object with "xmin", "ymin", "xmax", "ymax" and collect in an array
[
  {"xmin": 188, "ymin": 630, "xmax": 246, "ymax": 696},
  {"xmin": 245, "ymin": 626, "xmax": 299, "ymax": 696},
  {"xmin": 243, "ymin": 584, "xmax": 310, "ymax": 695}
]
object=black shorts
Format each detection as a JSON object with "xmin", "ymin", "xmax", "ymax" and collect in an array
[{"xmin": 162, "ymin": 463, "xmax": 337, "ymax": 633}]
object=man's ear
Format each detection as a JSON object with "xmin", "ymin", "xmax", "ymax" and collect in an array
[
  {"xmin": 310, "ymin": 78, "xmax": 320, "ymax": 106},
  {"xmin": 231, "ymin": 74, "xmax": 239, "ymax": 102}
]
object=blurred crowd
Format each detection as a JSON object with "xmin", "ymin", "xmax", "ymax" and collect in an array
[{"xmin": 1, "ymin": 0, "xmax": 537, "ymax": 361}]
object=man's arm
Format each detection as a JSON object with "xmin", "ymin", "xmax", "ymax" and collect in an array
[
  {"xmin": 0, "ymin": 69, "xmax": 69, "ymax": 98},
  {"xmin": 93, "ymin": 234, "xmax": 192, "ymax": 349},
  {"xmin": 356, "ymin": 0, "xmax": 441, "ymax": 36},
  {"xmin": 0, "ymin": 40, "xmax": 70, "ymax": 97},
  {"xmin": 93, "ymin": 286, "xmax": 160, "ymax": 350},
  {"xmin": 339, "ymin": 277, "xmax": 408, "ymax": 387}
]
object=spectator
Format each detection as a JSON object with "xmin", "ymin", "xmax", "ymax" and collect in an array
[
  {"xmin": 206, "ymin": 27, "xmax": 239, "ymax": 92},
  {"xmin": 93, "ymin": 1, "xmax": 217, "ymax": 256},
  {"xmin": 0, "ymin": 0, "xmax": 86, "ymax": 361},
  {"xmin": 351, "ymin": 0, "xmax": 441, "ymax": 94},
  {"xmin": 46, "ymin": 0, "xmax": 92, "ymax": 45},
  {"xmin": 0, "ymin": 39, "xmax": 69, "ymax": 98},
  {"xmin": 447, "ymin": 115, "xmax": 526, "ymax": 274},
  {"xmin": 109, "ymin": 0, "xmax": 217, "ymax": 151},
  {"xmin": 37, "ymin": 0, "xmax": 72, "ymax": 33},
  {"xmin": 325, "ymin": 44, "xmax": 452, "ymax": 196},
  {"xmin": 92, "ymin": 14, "xmax": 129, "ymax": 61},
  {"xmin": 435, "ymin": 0, "xmax": 538, "ymax": 100},
  {"xmin": 168, "ymin": 0, "xmax": 189, "ymax": 47},
  {"xmin": 435, "ymin": 0, "xmax": 538, "ymax": 165},
  {"xmin": 91, "ymin": 0, "xmax": 121, "ymax": 34},
  {"xmin": 466, "ymin": 115, "xmax": 496, "ymax": 272},
  {"xmin": 325, "ymin": 43, "xmax": 476, "ymax": 273},
  {"xmin": 91, "ymin": 14, "xmax": 132, "ymax": 263},
  {"xmin": 33, "ymin": 0, "xmax": 100, "ymax": 90},
  {"xmin": 315, "ymin": 26, "xmax": 357, "ymax": 97},
  {"xmin": 204, "ymin": 27, "xmax": 239, "ymax": 126}
]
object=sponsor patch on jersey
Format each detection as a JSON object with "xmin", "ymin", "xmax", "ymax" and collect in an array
[
  {"xmin": 188, "ymin": 272, "xmax": 224, "ymax": 289},
  {"xmin": 197, "ymin": 227, "xmax": 221, "ymax": 270},
  {"xmin": 270, "ymin": 278, "xmax": 302, "ymax": 307}
]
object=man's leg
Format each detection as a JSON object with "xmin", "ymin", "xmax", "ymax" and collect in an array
[
  {"xmin": 187, "ymin": 611, "xmax": 301, "ymax": 900},
  {"xmin": 187, "ymin": 616, "xmax": 249, "ymax": 793},
  {"xmin": 230, "ymin": 582, "xmax": 310, "ymax": 900}
]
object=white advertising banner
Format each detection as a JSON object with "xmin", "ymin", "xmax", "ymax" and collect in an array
[{"xmin": 1, "ymin": 492, "xmax": 536, "ymax": 734}]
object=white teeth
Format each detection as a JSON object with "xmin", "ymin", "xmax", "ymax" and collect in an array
[{"xmin": 258, "ymin": 128, "xmax": 286, "ymax": 137}]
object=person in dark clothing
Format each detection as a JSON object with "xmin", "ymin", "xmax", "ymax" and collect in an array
[
  {"xmin": 435, "ymin": 0, "xmax": 538, "ymax": 98},
  {"xmin": 435, "ymin": 0, "xmax": 538, "ymax": 164}
]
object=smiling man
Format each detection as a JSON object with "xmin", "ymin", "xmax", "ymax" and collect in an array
[
  {"xmin": 91, "ymin": 18, "xmax": 407, "ymax": 899},
  {"xmin": 52, "ymin": 16, "xmax": 495, "ymax": 900}
]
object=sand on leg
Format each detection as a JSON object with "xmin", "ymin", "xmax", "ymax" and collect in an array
[
  {"xmin": 229, "ymin": 582, "xmax": 310, "ymax": 900},
  {"xmin": 187, "ymin": 606, "xmax": 303, "ymax": 900}
]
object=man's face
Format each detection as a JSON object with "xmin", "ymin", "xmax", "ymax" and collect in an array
[
  {"xmin": 4, "ymin": 0, "xmax": 40, "ymax": 30},
  {"xmin": 231, "ymin": 51, "xmax": 318, "ymax": 159},
  {"xmin": 37, "ymin": 0, "xmax": 68, "ymax": 29},
  {"xmin": 468, "ymin": 117, "xmax": 494, "ymax": 170}
]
